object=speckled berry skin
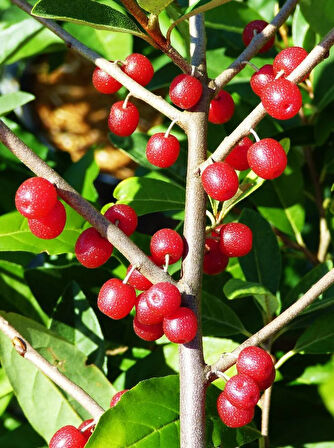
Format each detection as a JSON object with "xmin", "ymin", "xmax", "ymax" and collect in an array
[
  {"xmin": 242, "ymin": 20, "xmax": 275, "ymax": 53},
  {"xmin": 133, "ymin": 317, "xmax": 164, "ymax": 341},
  {"xmin": 146, "ymin": 282, "xmax": 181, "ymax": 319},
  {"xmin": 123, "ymin": 53, "xmax": 154, "ymax": 86},
  {"xmin": 273, "ymin": 46, "xmax": 308, "ymax": 79},
  {"xmin": 150, "ymin": 228, "xmax": 183, "ymax": 265},
  {"xmin": 15, "ymin": 177, "xmax": 57, "ymax": 219},
  {"xmin": 49, "ymin": 425, "xmax": 88, "ymax": 448},
  {"xmin": 261, "ymin": 78, "xmax": 302, "ymax": 120},
  {"xmin": 203, "ymin": 238, "xmax": 229, "ymax": 275},
  {"xmin": 78, "ymin": 419, "xmax": 94, "ymax": 440},
  {"xmin": 110, "ymin": 390, "xmax": 129, "ymax": 407},
  {"xmin": 201, "ymin": 162, "xmax": 239, "ymax": 201},
  {"xmin": 92, "ymin": 66, "xmax": 122, "ymax": 94},
  {"xmin": 75, "ymin": 227, "xmax": 113, "ymax": 268},
  {"xmin": 169, "ymin": 74, "xmax": 202, "ymax": 109},
  {"xmin": 146, "ymin": 133, "xmax": 180, "ymax": 168},
  {"xmin": 163, "ymin": 307, "xmax": 198, "ymax": 344},
  {"xmin": 225, "ymin": 137, "xmax": 252, "ymax": 171},
  {"xmin": 28, "ymin": 200, "xmax": 66, "ymax": 239},
  {"xmin": 224, "ymin": 374, "xmax": 260, "ymax": 409},
  {"xmin": 104, "ymin": 203, "xmax": 138, "ymax": 236},
  {"xmin": 219, "ymin": 223, "xmax": 253, "ymax": 257},
  {"xmin": 250, "ymin": 65, "xmax": 275, "ymax": 96},
  {"xmin": 247, "ymin": 138, "xmax": 287, "ymax": 180},
  {"xmin": 217, "ymin": 393, "xmax": 254, "ymax": 428},
  {"xmin": 208, "ymin": 90, "xmax": 235, "ymax": 124},
  {"xmin": 108, "ymin": 101, "xmax": 139, "ymax": 136},
  {"xmin": 98, "ymin": 278, "xmax": 136, "ymax": 320},
  {"xmin": 126, "ymin": 262, "xmax": 153, "ymax": 291},
  {"xmin": 237, "ymin": 346, "xmax": 275, "ymax": 390},
  {"xmin": 136, "ymin": 292, "xmax": 163, "ymax": 325}
]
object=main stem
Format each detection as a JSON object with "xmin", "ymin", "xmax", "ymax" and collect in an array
[{"xmin": 178, "ymin": 6, "xmax": 208, "ymax": 448}]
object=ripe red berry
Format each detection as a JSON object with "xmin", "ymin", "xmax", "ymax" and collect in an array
[
  {"xmin": 247, "ymin": 138, "xmax": 287, "ymax": 180},
  {"xmin": 49, "ymin": 425, "xmax": 88, "ymax": 448},
  {"xmin": 219, "ymin": 223, "xmax": 253, "ymax": 257},
  {"xmin": 261, "ymin": 78, "xmax": 302, "ymax": 120},
  {"xmin": 201, "ymin": 162, "xmax": 239, "ymax": 202},
  {"xmin": 224, "ymin": 374, "xmax": 260, "ymax": 410},
  {"xmin": 110, "ymin": 390, "xmax": 129, "ymax": 407},
  {"xmin": 15, "ymin": 177, "xmax": 57, "ymax": 219},
  {"xmin": 78, "ymin": 419, "xmax": 94, "ymax": 440},
  {"xmin": 250, "ymin": 64, "xmax": 275, "ymax": 96},
  {"xmin": 133, "ymin": 316, "xmax": 164, "ymax": 341},
  {"xmin": 242, "ymin": 20, "xmax": 275, "ymax": 53},
  {"xmin": 150, "ymin": 228, "xmax": 183, "ymax": 265},
  {"xmin": 28, "ymin": 200, "xmax": 66, "ymax": 239},
  {"xmin": 169, "ymin": 74, "xmax": 202, "ymax": 109},
  {"xmin": 126, "ymin": 262, "xmax": 153, "ymax": 291},
  {"xmin": 104, "ymin": 203, "xmax": 138, "ymax": 236},
  {"xmin": 136, "ymin": 292, "xmax": 163, "ymax": 325},
  {"xmin": 146, "ymin": 282, "xmax": 181, "ymax": 319},
  {"xmin": 123, "ymin": 53, "xmax": 154, "ymax": 86},
  {"xmin": 236, "ymin": 346, "xmax": 275, "ymax": 390},
  {"xmin": 98, "ymin": 278, "xmax": 136, "ymax": 319},
  {"xmin": 203, "ymin": 238, "xmax": 229, "ymax": 275},
  {"xmin": 225, "ymin": 137, "xmax": 252, "ymax": 171},
  {"xmin": 92, "ymin": 65, "xmax": 122, "ymax": 94},
  {"xmin": 208, "ymin": 90, "xmax": 235, "ymax": 124},
  {"xmin": 273, "ymin": 46, "xmax": 308, "ymax": 79},
  {"xmin": 146, "ymin": 133, "xmax": 180, "ymax": 168},
  {"xmin": 108, "ymin": 100, "xmax": 139, "ymax": 137},
  {"xmin": 257, "ymin": 367, "xmax": 276, "ymax": 391},
  {"xmin": 75, "ymin": 227, "xmax": 113, "ymax": 268},
  {"xmin": 163, "ymin": 307, "xmax": 198, "ymax": 344},
  {"xmin": 217, "ymin": 393, "xmax": 254, "ymax": 428}
]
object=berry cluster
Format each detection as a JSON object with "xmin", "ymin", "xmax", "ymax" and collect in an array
[
  {"xmin": 15, "ymin": 177, "xmax": 66, "ymax": 239},
  {"xmin": 217, "ymin": 346, "xmax": 275, "ymax": 428}
]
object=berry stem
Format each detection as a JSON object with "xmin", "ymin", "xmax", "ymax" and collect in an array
[
  {"xmin": 164, "ymin": 118, "xmax": 178, "ymax": 138},
  {"xmin": 206, "ymin": 210, "xmax": 216, "ymax": 228},
  {"xmin": 123, "ymin": 264, "xmax": 137, "ymax": 284},
  {"xmin": 249, "ymin": 128, "xmax": 261, "ymax": 142},
  {"xmin": 123, "ymin": 93, "xmax": 132, "ymax": 109},
  {"xmin": 241, "ymin": 60, "xmax": 259, "ymax": 72},
  {"xmin": 79, "ymin": 419, "xmax": 96, "ymax": 433},
  {"xmin": 274, "ymin": 349, "xmax": 295, "ymax": 370},
  {"xmin": 163, "ymin": 254, "xmax": 170, "ymax": 273}
]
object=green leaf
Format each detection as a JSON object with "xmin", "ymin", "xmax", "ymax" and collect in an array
[
  {"xmin": 292, "ymin": 4, "xmax": 315, "ymax": 51},
  {"xmin": 319, "ymin": 373, "xmax": 334, "ymax": 417},
  {"xmin": 0, "ymin": 424, "xmax": 46, "ymax": 448},
  {"xmin": 64, "ymin": 150, "xmax": 99, "ymax": 201},
  {"xmin": 294, "ymin": 360, "xmax": 334, "ymax": 385},
  {"xmin": 313, "ymin": 49, "xmax": 334, "ymax": 111},
  {"xmin": 86, "ymin": 375, "xmax": 179, "ymax": 448},
  {"xmin": 294, "ymin": 314, "xmax": 334, "ymax": 354},
  {"xmin": 113, "ymin": 177, "xmax": 185, "ymax": 216},
  {"xmin": 137, "ymin": 0, "xmax": 173, "ymax": 15},
  {"xmin": 300, "ymin": 0, "xmax": 334, "ymax": 36},
  {"xmin": 205, "ymin": 2, "xmax": 263, "ymax": 32},
  {"xmin": 32, "ymin": 0, "xmax": 144, "ymax": 37},
  {"xmin": 0, "ymin": 368, "xmax": 13, "ymax": 416},
  {"xmin": 239, "ymin": 209, "xmax": 281, "ymax": 294},
  {"xmin": 0, "ymin": 92, "xmax": 35, "ymax": 116}
]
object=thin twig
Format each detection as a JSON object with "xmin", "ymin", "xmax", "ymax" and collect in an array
[
  {"xmin": 260, "ymin": 386, "xmax": 272, "ymax": 448},
  {"xmin": 0, "ymin": 314, "xmax": 105, "ymax": 419},
  {"xmin": 274, "ymin": 227, "xmax": 318, "ymax": 265}
]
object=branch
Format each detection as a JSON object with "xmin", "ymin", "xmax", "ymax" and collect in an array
[
  {"xmin": 0, "ymin": 120, "xmax": 175, "ymax": 286},
  {"xmin": 207, "ymin": 268, "xmax": 334, "ymax": 381},
  {"xmin": 0, "ymin": 314, "xmax": 105, "ymax": 420},
  {"xmin": 10, "ymin": 0, "xmax": 187, "ymax": 127},
  {"xmin": 212, "ymin": 0, "xmax": 299, "ymax": 91},
  {"xmin": 200, "ymin": 28, "xmax": 334, "ymax": 172},
  {"xmin": 260, "ymin": 386, "xmax": 272, "ymax": 448}
]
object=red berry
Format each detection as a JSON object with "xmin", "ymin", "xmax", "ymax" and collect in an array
[
  {"xmin": 225, "ymin": 137, "xmax": 252, "ymax": 171},
  {"xmin": 257, "ymin": 366, "xmax": 276, "ymax": 390},
  {"xmin": 146, "ymin": 133, "xmax": 180, "ymax": 168},
  {"xmin": 108, "ymin": 101, "xmax": 139, "ymax": 137},
  {"xmin": 250, "ymin": 64, "xmax": 275, "ymax": 96},
  {"xmin": 104, "ymin": 203, "xmax": 138, "ymax": 236},
  {"xmin": 98, "ymin": 278, "xmax": 136, "ymax": 319},
  {"xmin": 237, "ymin": 346, "xmax": 275, "ymax": 390},
  {"xmin": 150, "ymin": 228, "xmax": 183, "ymax": 265},
  {"xmin": 92, "ymin": 65, "xmax": 122, "ymax": 94},
  {"xmin": 75, "ymin": 227, "xmax": 113, "ymax": 268},
  {"xmin": 201, "ymin": 162, "xmax": 239, "ymax": 202},
  {"xmin": 242, "ymin": 20, "xmax": 275, "ymax": 53},
  {"xmin": 261, "ymin": 78, "xmax": 302, "ymax": 120},
  {"xmin": 247, "ymin": 138, "xmax": 287, "ymax": 180},
  {"xmin": 110, "ymin": 390, "xmax": 129, "ymax": 407},
  {"xmin": 146, "ymin": 282, "xmax": 181, "ymax": 319},
  {"xmin": 78, "ymin": 419, "xmax": 94, "ymax": 440},
  {"xmin": 169, "ymin": 74, "xmax": 202, "ymax": 109},
  {"xmin": 136, "ymin": 292, "xmax": 163, "ymax": 325},
  {"xmin": 49, "ymin": 425, "xmax": 88, "ymax": 448},
  {"xmin": 28, "ymin": 200, "xmax": 66, "ymax": 239},
  {"xmin": 133, "ymin": 317, "xmax": 164, "ymax": 341},
  {"xmin": 203, "ymin": 238, "xmax": 229, "ymax": 275},
  {"xmin": 208, "ymin": 90, "xmax": 235, "ymax": 124},
  {"xmin": 163, "ymin": 307, "xmax": 197, "ymax": 344},
  {"xmin": 273, "ymin": 46, "xmax": 308, "ymax": 80},
  {"xmin": 126, "ymin": 262, "xmax": 153, "ymax": 291},
  {"xmin": 15, "ymin": 177, "xmax": 57, "ymax": 219},
  {"xmin": 224, "ymin": 374, "xmax": 260, "ymax": 410},
  {"xmin": 123, "ymin": 53, "xmax": 154, "ymax": 86},
  {"xmin": 217, "ymin": 393, "xmax": 254, "ymax": 428},
  {"xmin": 219, "ymin": 223, "xmax": 253, "ymax": 257}
]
